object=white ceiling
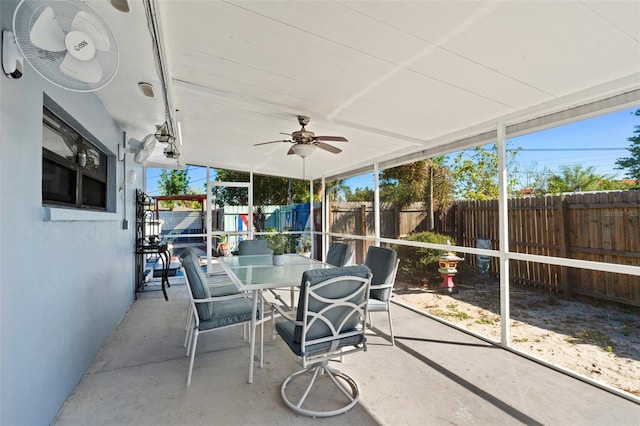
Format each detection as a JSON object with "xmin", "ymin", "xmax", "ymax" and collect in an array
[{"xmin": 93, "ymin": 0, "xmax": 640, "ymax": 180}]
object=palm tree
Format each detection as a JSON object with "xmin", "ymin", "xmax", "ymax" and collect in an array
[
  {"xmin": 547, "ymin": 164, "xmax": 612, "ymax": 193},
  {"xmin": 380, "ymin": 158, "xmax": 453, "ymax": 230}
]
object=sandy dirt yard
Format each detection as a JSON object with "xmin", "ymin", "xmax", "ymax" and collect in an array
[{"xmin": 393, "ymin": 279, "xmax": 640, "ymax": 397}]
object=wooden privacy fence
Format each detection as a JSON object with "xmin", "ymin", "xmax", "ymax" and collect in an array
[
  {"xmin": 330, "ymin": 202, "xmax": 430, "ymax": 263},
  {"xmin": 330, "ymin": 191, "xmax": 640, "ymax": 306},
  {"xmin": 441, "ymin": 192, "xmax": 640, "ymax": 306}
]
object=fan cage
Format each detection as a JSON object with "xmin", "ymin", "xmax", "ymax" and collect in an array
[{"xmin": 13, "ymin": 0, "xmax": 119, "ymax": 92}]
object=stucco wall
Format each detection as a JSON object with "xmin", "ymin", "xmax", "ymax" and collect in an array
[{"xmin": 0, "ymin": 2, "xmax": 139, "ymax": 423}]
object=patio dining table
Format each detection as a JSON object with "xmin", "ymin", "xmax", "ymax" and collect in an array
[{"xmin": 218, "ymin": 253, "xmax": 333, "ymax": 383}]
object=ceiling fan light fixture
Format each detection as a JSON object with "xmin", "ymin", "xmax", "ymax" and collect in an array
[
  {"xmin": 291, "ymin": 144, "xmax": 316, "ymax": 158},
  {"xmin": 155, "ymin": 120, "xmax": 175, "ymax": 143}
]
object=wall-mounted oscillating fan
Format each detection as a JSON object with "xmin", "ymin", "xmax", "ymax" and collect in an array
[
  {"xmin": 129, "ymin": 134, "xmax": 156, "ymax": 164},
  {"xmin": 12, "ymin": 0, "xmax": 119, "ymax": 91}
]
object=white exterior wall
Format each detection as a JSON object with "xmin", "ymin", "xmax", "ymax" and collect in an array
[{"xmin": 0, "ymin": 2, "xmax": 140, "ymax": 423}]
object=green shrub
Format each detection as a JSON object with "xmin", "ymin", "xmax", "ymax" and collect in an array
[{"xmin": 392, "ymin": 232, "xmax": 452, "ymax": 286}]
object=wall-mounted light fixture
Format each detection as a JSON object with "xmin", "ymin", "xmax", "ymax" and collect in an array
[
  {"xmin": 163, "ymin": 141, "xmax": 180, "ymax": 159},
  {"xmin": 155, "ymin": 120, "xmax": 175, "ymax": 144}
]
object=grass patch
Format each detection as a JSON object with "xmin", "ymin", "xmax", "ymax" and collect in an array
[
  {"xmin": 565, "ymin": 328, "xmax": 613, "ymax": 351},
  {"xmin": 431, "ymin": 309, "xmax": 472, "ymax": 321},
  {"xmin": 475, "ymin": 316, "xmax": 497, "ymax": 325}
]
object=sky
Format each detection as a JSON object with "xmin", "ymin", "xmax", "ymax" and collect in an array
[{"xmin": 146, "ymin": 106, "xmax": 639, "ymax": 196}]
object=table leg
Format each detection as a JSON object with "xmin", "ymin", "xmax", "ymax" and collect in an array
[{"xmin": 248, "ymin": 289, "xmax": 258, "ymax": 384}]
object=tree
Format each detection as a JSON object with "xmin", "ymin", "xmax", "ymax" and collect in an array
[
  {"xmin": 380, "ymin": 158, "xmax": 453, "ymax": 208},
  {"xmin": 518, "ymin": 163, "xmax": 552, "ymax": 196},
  {"xmin": 212, "ymin": 169, "xmax": 314, "ymax": 231},
  {"xmin": 158, "ymin": 167, "xmax": 190, "ymax": 209},
  {"xmin": 324, "ymin": 179, "xmax": 350, "ymax": 202},
  {"xmin": 546, "ymin": 164, "xmax": 613, "ymax": 193},
  {"xmin": 345, "ymin": 186, "xmax": 374, "ymax": 202},
  {"xmin": 212, "ymin": 170, "xmax": 310, "ymax": 206},
  {"xmin": 379, "ymin": 158, "xmax": 454, "ymax": 230},
  {"xmin": 615, "ymin": 109, "xmax": 640, "ymax": 180},
  {"xmin": 448, "ymin": 143, "xmax": 521, "ymax": 200}
]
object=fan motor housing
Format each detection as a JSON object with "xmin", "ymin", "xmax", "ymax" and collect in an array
[{"xmin": 292, "ymin": 130, "xmax": 315, "ymax": 143}]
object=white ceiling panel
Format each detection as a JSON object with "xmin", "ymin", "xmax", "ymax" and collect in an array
[{"xmin": 74, "ymin": 0, "xmax": 639, "ymax": 179}]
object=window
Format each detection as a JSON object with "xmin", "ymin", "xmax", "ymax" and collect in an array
[{"xmin": 42, "ymin": 107, "xmax": 109, "ymax": 210}]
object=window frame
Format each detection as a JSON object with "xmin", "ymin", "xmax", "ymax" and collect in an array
[{"xmin": 42, "ymin": 97, "xmax": 116, "ymax": 213}]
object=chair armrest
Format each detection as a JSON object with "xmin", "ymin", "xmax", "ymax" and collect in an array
[
  {"xmin": 369, "ymin": 282, "xmax": 394, "ymax": 291},
  {"xmin": 207, "ymin": 274, "xmax": 231, "ymax": 286},
  {"xmin": 193, "ymin": 293, "xmax": 248, "ymax": 303},
  {"xmin": 205, "ymin": 271, "xmax": 227, "ymax": 277},
  {"xmin": 206, "ymin": 277, "xmax": 233, "ymax": 287},
  {"xmin": 207, "ymin": 282, "xmax": 233, "ymax": 289},
  {"xmin": 271, "ymin": 303, "xmax": 298, "ymax": 323},
  {"xmin": 270, "ymin": 302, "xmax": 300, "ymax": 339}
]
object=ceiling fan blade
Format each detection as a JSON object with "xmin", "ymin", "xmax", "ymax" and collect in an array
[
  {"xmin": 254, "ymin": 140, "xmax": 291, "ymax": 146},
  {"xmin": 280, "ymin": 132, "xmax": 292, "ymax": 136},
  {"xmin": 315, "ymin": 141, "xmax": 342, "ymax": 154},
  {"xmin": 287, "ymin": 146, "xmax": 296, "ymax": 155},
  {"xmin": 315, "ymin": 135, "xmax": 348, "ymax": 142}
]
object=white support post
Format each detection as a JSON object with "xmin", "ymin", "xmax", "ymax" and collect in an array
[
  {"xmin": 373, "ymin": 162, "xmax": 380, "ymax": 246},
  {"xmin": 497, "ymin": 124, "xmax": 510, "ymax": 346},
  {"xmin": 248, "ymin": 172, "xmax": 254, "ymax": 239},
  {"xmin": 321, "ymin": 177, "xmax": 328, "ymax": 260},
  {"xmin": 309, "ymin": 178, "xmax": 314, "ymax": 255},
  {"xmin": 206, "ymin": 167, "xmax": 212, "ymax": 272}
]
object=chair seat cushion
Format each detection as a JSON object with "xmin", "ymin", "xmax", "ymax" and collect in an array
[
  {"xmin": 367, "ymin": 298, "xmax": 388, "ymax": 312},
  {"xmin": 276, "ymin": 320, "xmax": 364, "ymax": 357},
  {"xmin": 199, "ymin": 298, "xmax": 258, "ymax": 331}
]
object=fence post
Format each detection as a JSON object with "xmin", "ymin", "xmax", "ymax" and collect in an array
[
  {"xmin": 456, "ymin": 202, "xmax": 464, "ymax": 246},
  {"xmin": 556, "ymin": 195, "xmax": 570, "ymax": 296},
  {"xmin": 360, "ymin": 204, "xmax": 367, "ymax": 260}
]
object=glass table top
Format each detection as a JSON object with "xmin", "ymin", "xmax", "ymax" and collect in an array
[{"xmin": 219, "ymin": 254, "xmax": 332, "ymax": 290}]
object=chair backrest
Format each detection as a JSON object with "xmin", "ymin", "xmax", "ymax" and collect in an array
[
  {"xmin": 325, "ymin": 242, "xmax": 353, "ymax": 267},
  {"xmin": 238, "ymin": 239, "xmax": 273, "ymax": 256},
  {"xmin": 179, "ymin": 246, "xmax": 199, "ymax": 261},
  {"xmin": 181, "ymin": 254, "xmax": 213, "ymax": 321},
  {"xmin": 364, "ymin": 246, "xmax": 398, "ymax": 302},
  {"xmin": 293, "ymin": 265, "xmax": 372, "ymax": 350},
  {"xmin": 476, "ymin": 238, "xmax": 491, "ymax": 273}
]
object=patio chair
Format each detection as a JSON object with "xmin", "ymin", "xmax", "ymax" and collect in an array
[
  {"xmin": 179, "ymin": 250, "xmax": 241, "ymax": 345},
  {"xmin": 181, "ymin": 258, "xmax": 259, "ymax": 386},
  {"xmin": 325, "ymin": 242, "xmax": 353, "ymax": 267},
  {"xmin": 238, "ymin": 239, "xmax": 273, "ymax": 256},
  {"xmin": 271, "ymin": 265, "xmax": 372, "ymax": 417},
  {"xmin": 364, "ymin": 246, "xmax": 399, "ymax": 346},
  {"xmin": 476, "ymin": 238, "xmax": 491, "ymax": 276}
]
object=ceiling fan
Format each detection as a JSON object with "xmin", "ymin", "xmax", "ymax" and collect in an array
[{"xmin": 255, "ymin": 115, "xmax": 348, "ymax": 158}]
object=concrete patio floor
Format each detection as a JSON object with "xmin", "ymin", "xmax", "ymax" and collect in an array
[{"xmin": 53, "ymin": 281, "xmax": 639, "ymax": 425}]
